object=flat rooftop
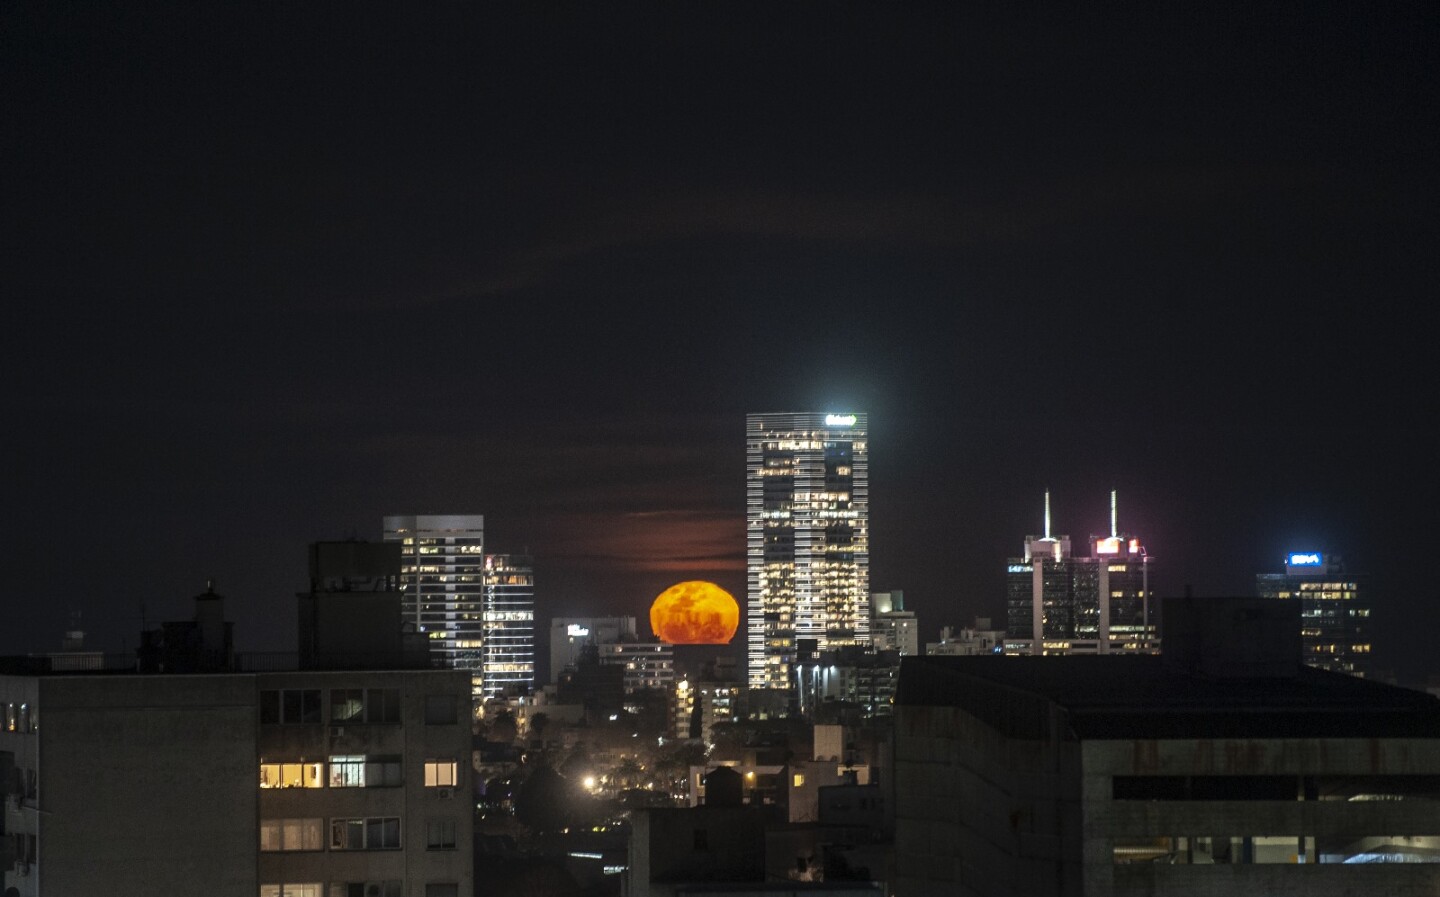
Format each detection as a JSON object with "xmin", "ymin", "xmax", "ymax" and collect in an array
[{"xmin": 896, "ymin": 655, "xmax": 1440, "ymax": 739}]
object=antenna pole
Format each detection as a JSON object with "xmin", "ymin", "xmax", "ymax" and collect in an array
[
  {"xmin": 1111, "ymin": 489, "xmax": 1118, "ymax": 539},
  {"xmin": 1044, "ymin": 490, "xmax": 1051, "ymax": 540}
]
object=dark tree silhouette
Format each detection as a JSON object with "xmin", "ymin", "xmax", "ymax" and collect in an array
[{"xmin": 514, "ymin": 764, "xmax": 572, "ymax": 833}]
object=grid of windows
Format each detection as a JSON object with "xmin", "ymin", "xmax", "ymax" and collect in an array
[
  {"xmin": 261, "ymin": 885, "xmax": 323, "ymax": 897},
  {"xmin": 746, "ymin": 413, "xmax": 871, "ymax": 691},
  {"xmin": 384, "ymin": 516, "xmax": 537, "ymax": 700}
]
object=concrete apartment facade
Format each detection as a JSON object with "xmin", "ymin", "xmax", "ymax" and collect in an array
[{"xmin": 2, "ymin": 667, "xmax": 472, "ymax": 897}]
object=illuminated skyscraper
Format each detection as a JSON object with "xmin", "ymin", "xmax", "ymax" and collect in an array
[
  {"xmin": 1257, "ymin": 552, "xmax": 1371, "ymax": 677},
  {"xmin": 1005, "ymin": 492, "xmax": 1154, "ymax": 655},
  {"xmin": 481, "ymin": 553, "xmax": 536, "ymax": 698},
  {"xmin": 746, "ymin": 411, "xmax": 870, "ymax": 691},
  {"xmin": 1005, "ymin": 492, "xmax": 1078, "ymax": 654},
  {"xmin": 1090, "ymin": 490, "xmax": 1155, "ymax": 652},
  {"xmin": 382, "ymin": 515, "xmax": 536, "ymax": 699}
]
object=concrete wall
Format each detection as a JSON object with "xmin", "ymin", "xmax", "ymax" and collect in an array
[
  {"xmin": 1, "ymin": 676, "xmax": 41, "ymax": 897},
  {"xmin": 627, "ymin": 806, "xmax": 765, "ymax": 896},
  {"xmin": 894, "ymin": 701, "xmax": 1083, "ymax": 897},
  {"xmin": 39, "ymin": 674, "xmax": 259, "ymax": 897}
]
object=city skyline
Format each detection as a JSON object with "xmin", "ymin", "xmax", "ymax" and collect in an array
[{"xmin": 4, "ymin": 5, "xmax": 1436, "ymax": 683}]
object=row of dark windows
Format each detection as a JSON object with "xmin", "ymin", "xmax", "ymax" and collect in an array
[
  {"xmin": 260, "ymin": 690, "xmax": 459, "ymax": 726},
  {"xmin": 1113, "ymin": 775, "xmax": 1440, "ymax": 801}
]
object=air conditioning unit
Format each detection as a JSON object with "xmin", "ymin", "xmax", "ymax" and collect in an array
[{"xmin": 437, "ymin": 787, "xmax": 454, "ymax": 799}]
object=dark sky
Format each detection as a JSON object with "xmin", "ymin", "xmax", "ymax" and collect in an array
[{"xmin": 4, "ymin": 5, "xmax": 1437, "ymax": 681}]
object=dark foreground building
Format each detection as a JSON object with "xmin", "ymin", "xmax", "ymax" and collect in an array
[{"xmin": 894, "ymin": 597, "xmax": 1440, "ymax": 896}]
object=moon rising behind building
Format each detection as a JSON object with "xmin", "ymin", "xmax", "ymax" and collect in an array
[{"xmin": 649, "ymin": 581, "xmax": 741, "ymax": 645}]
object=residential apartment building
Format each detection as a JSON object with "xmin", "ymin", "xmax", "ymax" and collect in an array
[
  {"xmin": 3, "ymin": 545, "xmax": 473, "ymax": 897},
  {"xmin": 1, "ymin": 665, "xmax": 473, "ymax": 897},
  {"xmin": 869, "ymin": 590, "xmax": 918, "ymax": 656}
]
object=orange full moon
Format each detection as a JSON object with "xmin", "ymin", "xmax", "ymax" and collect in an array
[{"xmin": 649, "ymin": 581, "xmax": 740, "ymax": 645}]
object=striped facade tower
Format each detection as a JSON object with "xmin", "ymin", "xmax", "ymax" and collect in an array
[{"xmin": 746, "ymin": 412, "xmax": 870, "ymax": 692}]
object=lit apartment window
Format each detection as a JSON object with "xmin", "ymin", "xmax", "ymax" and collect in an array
[
  {"xmin": 426, "ymin": 818, "xmax": 458, "ymax": 850},
  {"xmin": 259, "ymin": 818, "xmax": 323, "ymax": 852},
  {"xmin": 331, "ymin": 817, "xmax": 401, "ymax": 850},
  {"xmin": 260, "ymin": 762, "xmax": 324, "ymax": 789},
  {"xmin": 260, "ymin": 885, "xmax": 323, "ymax": 897},
  {"xmin": 793, "ymin": 774, "xmax": 805, "ymax": 787},
  {"xmin": 424, "ymin": 760, "xmax": 458, "ymax": 788}
]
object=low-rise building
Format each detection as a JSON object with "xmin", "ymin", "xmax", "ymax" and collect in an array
[
  {"xmin": 894, "ymin": 597, "xmax": 1440, "ymax": 896},
  {"xmin": 3, "ymin": 543, "xmax": 473, "ymax": 897},
  {"xmin": 925, "ymin": 619, "xmax": 1005, "ymax": 656},
  {"xmin": 2, "ymin": 663, "xmax": 472, "ymax": 897}
]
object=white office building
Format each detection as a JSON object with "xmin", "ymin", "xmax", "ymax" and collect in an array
[
  {"xmin": 746, "ymin": 412, "xmax": 870, "ymax": 692},
  {"xmin": 383, "ymin": 515, "xmax": 534, "ymax": 699}
]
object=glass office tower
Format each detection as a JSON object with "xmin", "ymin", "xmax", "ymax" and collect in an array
[
  {"xmin": 1005, "ymin": 492, "xmax": 1155, "ymax": 655},
  {"xmin": 383, "ymin": 515, "xmax": 536, "ymax": 698},
  {"xmin": 481, "ymin": 553, "xmax": 536, "ymax": 698},
  {"xmin": 746, "ymin": 412, "xmax": 870, "ymax": 691},
  {"xmin": 1257, "ymin": 552, "xmax": 1371, "ymax": 677}
]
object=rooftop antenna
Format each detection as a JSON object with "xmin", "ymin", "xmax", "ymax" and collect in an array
[
  {"xmin": 1044, "ymin": 490, "xmax": 1052, "ymax": 540},
  {"xmin": 1111, "ymin": 489, "xmax": 1118, "ymax": 539}
]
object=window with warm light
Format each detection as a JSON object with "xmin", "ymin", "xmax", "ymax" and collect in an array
[
  {"xmin": 793, "ymin": 774, "xmax": 805, "ymax": 787},
  {"xmin": 259, "ymin": 762, "xmax": 323, "ymax": 789},
  {"xmin": 425, "ymin": 760, "xmax": 458, "ymax": 788}
]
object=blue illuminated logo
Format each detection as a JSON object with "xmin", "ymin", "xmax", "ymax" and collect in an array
[
  {"xmin": 1007, "ymin": 564, "xmax": 1032, "ymax": 574},
  {"xmin": 1288, "ymin": 553, "xmax": 1322, "ymax": 566}
]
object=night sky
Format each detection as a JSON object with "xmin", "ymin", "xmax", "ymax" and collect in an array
[{"xmin": 4, "ymin": 6, "xmax": 1437, "ymax": 681}]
